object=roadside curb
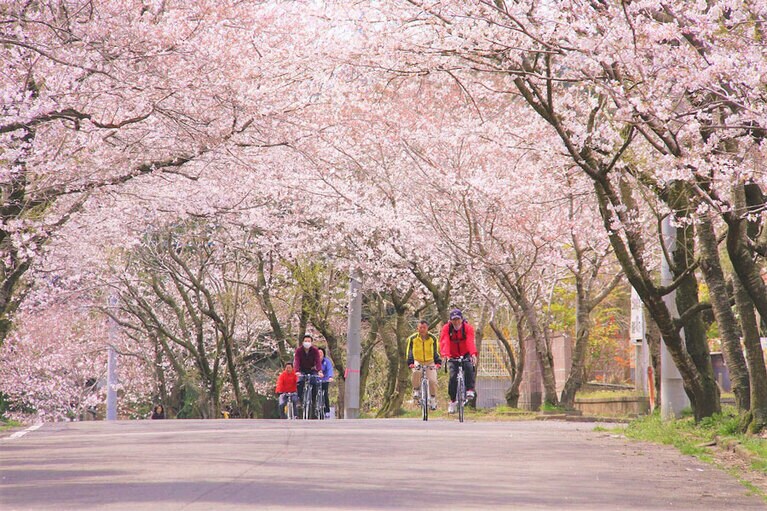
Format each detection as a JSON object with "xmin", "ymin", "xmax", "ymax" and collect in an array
[
  {"xmin": 713, "ymin": 435, "xmax": 758, "ymax": 466},
  {"xmin": 1, "ymin": 422, "xmax": 43, "ymax": 440},
  {"xmin": 535, "ymin": 413, "xmax": 631, "ymax": 424}
]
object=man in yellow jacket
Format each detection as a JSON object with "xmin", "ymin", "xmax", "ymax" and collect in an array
[{"xmin": 406, "ymin": 320, "xmax": 442, "ymax": 410}]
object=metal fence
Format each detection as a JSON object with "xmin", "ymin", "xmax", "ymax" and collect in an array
[{"xmin": 476, "ymin": 339, "xmax": 513, "ymax": 408}]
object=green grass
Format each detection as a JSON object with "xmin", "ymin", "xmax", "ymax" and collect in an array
[
  {"xmin": 0, "ymin": 418, "xmax": 23, "ymax": 431},
  {"xmin": 624, "ymin": 412, "xmax": 713, "ymax": 459},
  {"xmin": 620, "ymin": 407, "xmax": 767, "ymax": 500},
  {"xmin": 577, "ymin": 389, "xmax": 646, "ymax": 400},
  {"xmin": 540, "ymin": 402, "xmax": 566, "ymax": 412}
]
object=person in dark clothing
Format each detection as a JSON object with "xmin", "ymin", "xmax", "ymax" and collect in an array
[
  {"xmin": 151, "ymin": 404, "xmax": 166, "ymax": 419},
  {"xmin": 294, "ymin": 334, "xmax": 323, "ymax": 417},
  {"xmin": 318, "ymin": 348, "xmax": 334, "ymax": 418}
]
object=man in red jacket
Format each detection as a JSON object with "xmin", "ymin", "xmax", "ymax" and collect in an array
[
  {"xmin": 439, "ymin": 308, "xmax": 478, "ymax": 414},
  {"xmin": 275, "ymin": 362, "xmax": 298, "ymax": 419}
]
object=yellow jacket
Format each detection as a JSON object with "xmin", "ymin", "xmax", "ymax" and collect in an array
[{"xmin": 406, "ymin": 332, "xmax": 442, "ymax": 365}]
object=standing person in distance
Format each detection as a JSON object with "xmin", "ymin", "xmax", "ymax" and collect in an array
[
  {"xmin": 406, "ymin": 320, "xmax": 442, "ymax": 410},
  {"xmin": 294, "ymin": 334, "xmax": 323, "ymax": 416},
  {"xmin": 439, "ymin": 308, "xmax": 478, "ymax": 414},
  {"xmin": 318, "ymin": 348, "xmax": 334, "ymax": 419}
]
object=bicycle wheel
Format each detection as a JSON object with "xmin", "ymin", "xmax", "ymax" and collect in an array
[
  {"xmin": 457, "ymin": 372, "xmax": 465, "ymax": 423},
  {"xmin": 421, "ymin": 373, "xmax": 429, "ymax": 421},
  {"xmin": 303, "ymin": 383, "xmax": 312, "ymax": 420},
  {"xmin": 316, "ymin": 388, "xmax": 325, "ymax": 420},
  {"xmin": 287, "ymin": 396, "xmax": 295, "ymax": 420}
]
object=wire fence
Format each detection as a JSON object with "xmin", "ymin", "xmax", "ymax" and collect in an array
[{"xmin": 477, "ymin": 339, "xmax": 513, "ymax": 378}]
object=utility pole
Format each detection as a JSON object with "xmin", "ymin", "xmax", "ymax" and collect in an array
[
  {"xmin": 344, "ymin": 271, "xmax": 362, "ymax": 419},
  {"xmin": 106, "ymin": 294, "xmax": 118, "ymax": 421},
  {"xmin": 630, "ymin": 287, "xmax": 650, "ymax": 394},
  {"xmin": 660, "ymin": 216, "xmax": 690, "ymax": 419}
]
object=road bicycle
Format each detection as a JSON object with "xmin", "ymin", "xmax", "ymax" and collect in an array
[
  {"xmin": 414, "ymin": 364, "xmax": 435, "ymax": 421},
  {"xmin": 281, "ymin": 392, "xmax": 297, "ymax": 420},
  {"xmin": 447, "ymin": 357, "xmax": 470, "ymax": 423},
  {"xmin": 299, "ymin": 374, "xmax": 320, "ymax": 420}
]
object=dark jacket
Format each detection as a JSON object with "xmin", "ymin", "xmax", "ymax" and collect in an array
[{"xmin": 294, "ymin": 345, "xmax": 322, "ymax": 373}]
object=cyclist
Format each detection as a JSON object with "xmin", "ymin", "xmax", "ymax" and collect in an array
[
  {"xmin": 406, "ymin": 320, "xmax": 442, "ymax": 410},
  {"xmin": 318, "ymin": 348, "xmax": 334, "ymax": 419},
  {"xmin": 275, "ymin": 362, "xmax": 298, "ymax": 419},
  {"xmin": 294, "ymin": 334, "xmax": 323, "ymax": 416},
  {"xmin": 439, "ymin": 308, "xmax": 477, "ymax": 414}
]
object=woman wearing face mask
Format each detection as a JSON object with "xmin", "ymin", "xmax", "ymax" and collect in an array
[{"xmin": 294, "ymin": 334, "xmax": 323, "ymax": 417}]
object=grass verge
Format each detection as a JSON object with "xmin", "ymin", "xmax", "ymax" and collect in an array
[
  {"xmin": 620, "ymin": 407, "xmax": 767, "ymax": 501},
  {"xmin": 0, "ymin": 418, "xmax": 23, "ymax": 431}
]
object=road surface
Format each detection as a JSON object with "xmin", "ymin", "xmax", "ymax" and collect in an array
[{"xmin": 1, "ymin": 419, "xmax": 763, "ymax": 510}]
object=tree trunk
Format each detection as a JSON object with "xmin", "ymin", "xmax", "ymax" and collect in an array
[
  {"xmin": 697, "ymin": 214, "xmax": 750, "ymax": 410},
  {"xmin": 377, "ymin": 326, "xmax": 401, "ymax": 417},
  {"xmin": 377, "ymin": 290, "xmax": 413, "ymax": 417},
  {"xmin": 732, "ymin": 274, "xmax": 767, "ymax": 432},
  {"xmin": 221, "ymin": 332, "xmax": 244, "ymax": 416},
  {"xmin": 593, "ymin": 179, "xmax": 715, "ymax": 420},
  {"xmin": 489, "ymin": 319, "xmax": 524, "ymax": 408},
  {"xmin": 645, "ymin": 313, "xmax": 662, "ymax": 409},
  {"xmin": 560, "ymin": 287, "xmax": 591, "ymax": 409},
  {"xmin": 668, "ymin": 183, "xmax": 720, "ymax": 419},
  {"xmin": 358, "ymin": 318, "xmax": 380, "ymax": 413},
  {"xmin": 254, "ymin": 253, "xmax": 289, "ymax": 359},
  {"xmin": 519, "ymin": 293, "xmax": 558, "ymax": 407},
  {"xmin": 725, "ymin": 185, "xmax": 767, "ymax": 335}
]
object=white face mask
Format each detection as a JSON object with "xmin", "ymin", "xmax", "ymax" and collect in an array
[{"xmin": 303, "ymin": 342, "xmax": 312, "ymax": 349}]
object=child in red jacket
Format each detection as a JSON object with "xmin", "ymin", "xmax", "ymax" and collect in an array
[{"xmin": 276, "ymin": 362, "xmax": 298, "ymax": 419}]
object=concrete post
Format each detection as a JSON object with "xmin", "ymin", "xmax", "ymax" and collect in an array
[
  {"xmin": 344, "ymin": 271, "xmax": 362, "ymax": 419},
  {"xmin": 630, "ymin": 287, "xmax": 650, "ymax": 394},
  {"xmin": 660, "ymin": 216, "xmax": 690, "ymax": 419},
  {"xmin": 106, "ymin": 294, "xmax": 119, "ymax": 421}
]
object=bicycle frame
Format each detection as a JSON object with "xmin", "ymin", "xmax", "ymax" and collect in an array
[
  {"xmin": 447, "ymin": 357, "xmax": 469, "ymax": 423},
  {"xmin": 315, "ymin": 383, "xmax": 326, "ymax": 420},
  {"xmin": 281, "ymin": 392, "xmax": 297, "ymax": 420},
  {"xmin": 415, "ymin": 364, "xmax": 433, "ymax": 421},
  {"xmin": 298, "ymin": 374, "xmax": 320, "ymax": 420}
]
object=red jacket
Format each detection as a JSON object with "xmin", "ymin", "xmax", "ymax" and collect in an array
[
  {"xmin": 439, "ymin": 321, "xmax": 477, "ymax": 359},
  {"xmin": 275, "ymin": 370, "xmax": 298, "ymax": 393}
]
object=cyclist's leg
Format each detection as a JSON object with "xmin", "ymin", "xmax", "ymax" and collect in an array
[
  {"xmin": 411, "ymin": 367, "xmax": 420, "ymax": 397},
  {"xmin": 447, "ymin": 360, "xmax": 458, "ymax": 402},
  {"xmin": 322, "ymin": 382, "xmax": 330, "ymax": 415},
  {"xmin": 464, "ymin": 359, "xmax": 476, "ymax": 395},
  {"xmin": 297, "ymin": 378, "xmax": 305, "ymax": 406},
  {"xmin": 426, "ymin": 366, "xmax": 438, "ymax": 398},
  {"xmin": 310, "ymin": 376, "xmax": 319, "ymax": 418},
  {"xmin": 278, "ymin": 393, "xmax": 287, "ymax": 419}
]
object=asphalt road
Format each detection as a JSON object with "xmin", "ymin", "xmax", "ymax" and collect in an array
[{"xmin": 1, "ymin": 418, "xmax": 764, "ymax": 510}]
